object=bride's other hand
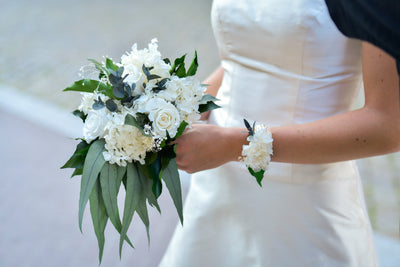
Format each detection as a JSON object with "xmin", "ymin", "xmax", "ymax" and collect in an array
[{"xmin": 174, "ymin": 124, "xmax": 247, "ymax": 173}]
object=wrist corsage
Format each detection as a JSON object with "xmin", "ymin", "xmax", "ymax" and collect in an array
[{"xmin": 241, "ymin": 119, "xmax": 273, "ymax": 186}]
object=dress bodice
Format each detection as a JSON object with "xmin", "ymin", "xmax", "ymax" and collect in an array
[
  {"xmin": 160, "ymin": 1, "xmax": 376, "ymax": 266},
  {"xmin": 211, "ymin": 0, "xmax": 362, "ymax": 127}
]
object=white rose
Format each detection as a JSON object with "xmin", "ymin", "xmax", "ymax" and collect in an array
[
  {"xmin": 83, "ymin": 109, "xmax": 108, "ymax": 143},
  {"xmin": 147, "ymin": 98, "xmax": 181, "ymax": 138}
]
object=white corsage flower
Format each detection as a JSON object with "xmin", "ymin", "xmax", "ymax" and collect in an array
[{"xmin": 241, "ymin": 123, "xmax": 273, "ymax": 173}]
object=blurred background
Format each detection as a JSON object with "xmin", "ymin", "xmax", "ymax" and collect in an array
[{"xmin": 0, "ymin": 0, "xmax": 399, "ymax": 266}]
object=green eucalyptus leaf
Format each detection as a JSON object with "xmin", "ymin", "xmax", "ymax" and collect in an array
[
  {"xmin": 119, "ymin": 163, "xmax": 141, "ymax": 257},
  {"xmin": 136, "ymin": 192, "xmax": 151, "ymax": 246},
  {"xmin": 105, "ymin": 99, "xmax": 118, "ymax": 112},
  {"xmin": 248, "ymin": 167, "xmax": 265, "ymax": 187},
  {"xmin": 79, "ymin": 139, "xmax": 106, "ymax": 232},
  {"xmin": 199, "ymin": 93, "xmax": 219, "ymax": 104},
  {"xmin": 63, "ymin": 79, "xmax": 109, "ymax": 93},
  {"xmin": 162, "ymin": 158, "xmax": 183, "ymax": 225},
  {"xmin": 138, "ymin": 167, "xmax": 161, "ymax": 213},
  {"xmin": 72, "ymin": 109, "xmax": 87, "ymax": 122},
  {"xmin": 89, "ymin": 178, "xmax": 108, "ymax": 264},
  {"xmin": 99, "ymin": 164, "xmax": 122, "ymax": 232},
  {"xmin": 147, "ymin": 74, "xmax": 161, "ymax": 81},
  {"xmin": 116, "ymin": 166, "xmax": 126, "ymax": 194},
  {"xmin": 71, "ymin": 168, "xmax": 83, "ymax": 177},
  {"xmin": 148, "ymin": 155, "xmax": 162, "ymax": 199},
  {"xmin": 124, "ymin": 114, "xmax": 151, "ymax": 137},
  {"xmin": 61, "ymin": 141, "xmax": 89, "ymax": 169},
  {"xmin": 198, "ymin": 101, "xmax": 221, "ymax": 113},
  {"xmin": 186, "ymin": 51, "xmax": 198, "ymax": 76}
]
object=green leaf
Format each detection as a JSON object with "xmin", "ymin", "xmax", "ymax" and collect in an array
[
  {"xmin": 124, "ymin": 114, "xmax": 151, "ymax": 137},
  {"xmin": 186, "ymin": 51, "xmax": 198, "ymax": 76},
  {"xmin": 173, "ymin": 121, "xmax": 188, "ymax": 139},
  {"xmin": 136, "ymin": 192, "xmax": 150, "ymax": 246},
  {"xmin": 162, "ymin": 158, "xmax": 183, "ymax": 224},
  {"xmin": 170, "ymin": 54, "xmax": 186, "ymax": 76},
  {"xmin": 79, "ymin": 139, "xmax": 106, "ymax": 232},
  {"xmin": 248, "ymin": 167, "xmax": 265, "ymax": 187},
  {"xmin": 72, "ymin": 109, "xmax": 87, "ymax": 122},
  {"xmin": 138, "ymin": 167, "xmax": 161, "ymax": 213},
  {"xmin": 149, "ymin": 156, "xmax": 162, "ymax": 199},
  {"xmin": 88, "ymin": 58, "xmax": 108, "ymax": 74},
  {"xmin": 198, "ymin": 101, "xmax": 221, "ymax": 113},
  {"xmin": 61, "ymin": 141, "xmax": 90, "ymax": 169},
  {"xmin": 89, "ymin": 178, "xmax": 108, "ymax": 264},
  {"xmin": 71, "ymin": 168, "xmax": 83, "ymax": 177},
  {"xmin": 99, "ymin": 164, "xmax": 122, "ymax": 232},
  {"xmin": 116, "ymin": 165, "xmax": 126, "ymax": 194},
  {"xmin": 106, "ymin": 58, "xmax": 119, "ymax": 72},
  {"xmin": 119, "ymin": 163, "xmax": 141, "ymax": 257},
  {"xmin": 63, "ymin": 79, "xmax": 109, "ymax": 93},
  {"xmin": 199, "ymin": 93, "xmax": 219, "ymax": 104},
  {"xmin": 105, "ymin": 99, "xmax": 118, "ymax": 112}
]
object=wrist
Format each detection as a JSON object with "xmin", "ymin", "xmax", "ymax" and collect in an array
[{"xmin": 221, "ymin": 127, "xmax": 249, "ymax": 162}]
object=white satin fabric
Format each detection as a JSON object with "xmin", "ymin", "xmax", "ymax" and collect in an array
[{"xmin": 160, "ymin": 0, "xmax": 377, "ymax": 266}]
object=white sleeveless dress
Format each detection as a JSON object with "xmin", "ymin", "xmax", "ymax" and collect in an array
[{"xmin": 160, "ymin": 0, "xmax": 377, "ymax": 266}]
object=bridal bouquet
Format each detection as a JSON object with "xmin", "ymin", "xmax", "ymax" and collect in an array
[{"xmin": 61, "ymin": 39, "xmax": 219, "ymax": 262}]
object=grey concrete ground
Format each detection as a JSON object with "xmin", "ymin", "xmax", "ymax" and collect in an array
[{"xmin": 1, "ymin": 0, "xmax": 399, "ymax": 266}]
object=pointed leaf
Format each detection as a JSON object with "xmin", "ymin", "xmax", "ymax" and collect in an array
[
  {"xmin": 116, "ymin": 166, "xmax": 126, "ymax": 194},
  {"xmin": 88, "ymin": 58, "xmax": 108, "ymax": 71},
  {"xmin": 248, "ymin": 167, "xmax": 264, "ymax": 187},
  {"xmin": 124, "ymin": 114, "xmax": 151, "ymax": 137},
  {"xmin": 61, "ymin": 141, "xmax": 89, "ymax": 169},
  {"xmin": 119, "ymin": 163, "xmax": 141, "ymax": 257},
  {"xmin": 79, "ymin": 139, "xmax": 106, "ymax": 232},
  {"xmin": 89, "ymin": 178, "xmax": 108, "ymax": 264},
  {"xmin": 99, "ymin": 164, "xmax": 122, "ymax": 232},
  {"xmin": 162, "ymin": 159, "xmax": 183, "ymax": 224},
  {"xmin": 138, "ymin": 167, "xmax": 161, "ymax": 213},
  {"xmin": 198, "ymin": 101, "xmax": 221, "ymax": 113},
  {"xmin": 136, "ymin": 194, "xmax": 150, "ymax": 246},
  {"xmin": 63, "ymin": 79, "xmax": 109, "ymax": 93},
  {"xmin": 106, "ymin": 58, "xmax": 119, "ymax": 72},
  {"xmin": 199, "ymin": 93, "xmax": 219, "ymax": 104},
  {"xmin": 72, "ymin": 109, "xmax": 87, "ymax": 122},
  {"xmin": 186, "ymin": 51, "xmax": 198, "ymax": 76}
]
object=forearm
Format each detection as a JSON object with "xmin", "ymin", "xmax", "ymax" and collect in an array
[
  {"xmin": 270, "ymin": 107, "xmax": 400, "ymax": 163},
  {"xmin": 203, "ymin": 66, "xmax": 224, "ymax": 97}
]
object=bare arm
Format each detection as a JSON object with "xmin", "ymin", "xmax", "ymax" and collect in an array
[
  {"xmin": 200, "ymin": 66, "xmax": 224, "ymax": 120},
  {"xmin": 176, "ymin": 43, "xmax": 400, "ymax": 173},
  {"xmin": 271, "ymin": 42, "xmax": 400, "ymax": 163}
]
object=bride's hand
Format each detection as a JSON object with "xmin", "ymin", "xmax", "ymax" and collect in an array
[{"xmin": 173, "ymin": 124, "xmax": 247, "ymax": 173}]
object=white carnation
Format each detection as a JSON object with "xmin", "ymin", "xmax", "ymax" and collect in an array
[
  {"xmin": 83, "ymin": 109, "xmax": 108, "ymax": 143},
  {"xmin": 103, "ymin": 124, "xmax": 154, "ymax": 166},
  {"xmin": 241, "ymin": 124, "xmax": 273, "ymax": 172}
]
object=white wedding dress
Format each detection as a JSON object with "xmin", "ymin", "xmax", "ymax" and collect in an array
[{"xmin": 160, "ymin": 0, "xmax": 377, "ymax": 266}]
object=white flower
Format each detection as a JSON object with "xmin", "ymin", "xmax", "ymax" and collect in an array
[
  {"xmin": 120, "ymin": 38, "xmax": 171, "ymax": 93},
  {"xmin": 241, "ymin": 124, "xmax": 273, "ymax": 172},
  {"xmin": 78, "ymin": 92, "xmax": 108, "ymax": 114},
  {"xmin": 83, "ymin": 109, "xmax": 108, "ymax": 143},
  {"xmin": 103, "ymin": 124, "xmax": 153, "ymax": 166},
  {"xmin": 145, "ymin": 98, "xmax": 181, "ymax": 138}
]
